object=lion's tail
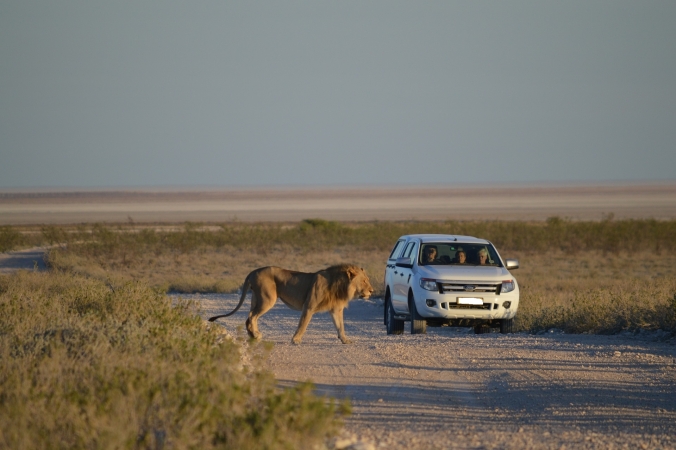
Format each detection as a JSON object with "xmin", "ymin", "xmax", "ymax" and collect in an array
[{"xmin": 208, "ymin": 273, "xmax": 252, "ymax": 322}]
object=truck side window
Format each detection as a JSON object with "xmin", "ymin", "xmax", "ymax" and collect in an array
[
  {"xmin": 388, "ymin": 240, "xmax": 406, "ymax": 260},
  {"xmin": 402, "ymin": 242, "xmax": 415, "ymax": 259}
]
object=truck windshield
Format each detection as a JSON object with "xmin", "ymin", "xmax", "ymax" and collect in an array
[{"xmin": 419, "ymin": 243, "xmax": 501, "ymax": 266}]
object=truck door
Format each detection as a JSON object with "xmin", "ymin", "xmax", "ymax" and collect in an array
[
  {"xmin": 392, "ymin": 241, "xmax": 417, "ymax": 312},
  {"xmin": 385, "ymin": 239, "xmax": 406, "ymax": 297}
]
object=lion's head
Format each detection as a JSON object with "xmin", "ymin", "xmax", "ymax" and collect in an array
[
  {"xmin": 346, "ymin": 266, "xmax": 374, "ymax": 300},
  {"xmin": 321, "ymin": 264, "xmax": 374, "ymax": 303}
]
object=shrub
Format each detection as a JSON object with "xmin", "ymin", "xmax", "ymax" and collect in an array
[
  {"xmin": 0, "ymin": 226, "xmax": 25, "ymax": 252},
  {"xmin": 0, "ymin": 272, "xmax": 345, "ymax": 449}
]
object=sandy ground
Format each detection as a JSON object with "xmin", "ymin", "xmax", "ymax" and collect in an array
[
  {"xmin": 193, "ymin": 293, "xmax": 676, "ymax": 450},
  {"xmin": 1, "ymin": 183, "xmax": 676, "ymax": 224}
]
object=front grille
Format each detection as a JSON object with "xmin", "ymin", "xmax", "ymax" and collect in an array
[
  {"xmin": 438, "ymin": 281, "xmax": 501, "ymax": 294},
  {"xmin": 440, "ymin": 302, "xmax": 492, "ymax": 310}
]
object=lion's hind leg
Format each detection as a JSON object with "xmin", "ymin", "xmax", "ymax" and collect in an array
[
  {"xmin": 245, "ymin": 310, "xmax": 260, "ymax": 340},
  {"xmin": 246, "ymin": 285, "xmax": 277, "ymax": 340}
]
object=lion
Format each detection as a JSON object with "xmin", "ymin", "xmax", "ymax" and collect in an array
[{"xmin": 208, "ymin": 264, "xmax": 374, "ymax": 344}]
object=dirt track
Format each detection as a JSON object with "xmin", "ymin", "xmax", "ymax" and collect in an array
[
  {"xmin": 0, "ymin": 247, "xmax": 48, "ymax": 274},
  {"xmin": 195, "ymin": 294, "xmax": 676, "ymax": 450}
]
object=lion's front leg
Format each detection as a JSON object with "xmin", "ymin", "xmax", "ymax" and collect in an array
[
  {"xmin": 330, "ymin": 307, "xmax": 351, "ymax": 344},
  {"xmin": 291, "ymin": 308, "xmax": 314, "ymax": 345},
  {"xmin": 292, "ymin": 276, "xmax": 324, "ymax": 345}
]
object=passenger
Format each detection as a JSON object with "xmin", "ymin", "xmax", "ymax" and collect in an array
[
  {"xmin": 477, "ymin": 248, "xmax": 489, "ymax": 265},
  {"xmin": 455, "ymin": 250, "xmax": 467, "ymax": 264},
  {"xmin": 422, "ymin": 245, "xmax": 440, "ymax": 265}
]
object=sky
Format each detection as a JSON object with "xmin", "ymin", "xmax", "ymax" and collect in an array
[{"xmin": 1, "ymin": 1, "xmax": 675, "ymax": 189}]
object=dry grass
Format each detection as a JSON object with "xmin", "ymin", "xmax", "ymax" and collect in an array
[
  {"xmin": 46, "ymin": 244, "xmax": 385, "ymax": 295},
  {"xmin": 512, "ymin": 250, "xmax": 676, "ymax": 333},
  {"xmin": 0, "ymin": 226, "xmax": 25, "ymax": 252}
]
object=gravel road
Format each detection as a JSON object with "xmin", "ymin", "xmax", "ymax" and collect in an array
[{"xmin": 191, "ymin": 293, "xmax": 676, "ymax": 450}]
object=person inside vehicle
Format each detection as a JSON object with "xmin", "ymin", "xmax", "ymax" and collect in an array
[
  {"xmin": 454, "ymin": 250, "xmax": 467, "ymax": 264},
  {"xmin": 477, "ymin": 248, "xmax": 490, "ymax": 265},
  {"xmin": 421, "ymin": 245, "xmax": 440, "ymax": 265}
]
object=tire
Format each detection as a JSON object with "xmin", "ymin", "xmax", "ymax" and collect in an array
[
  {"xmin": 386, "ymin": 295, "xmax": 404, "ymax": 335},
  {"xmin": 408, "ymin": 292, "xmax": 427, "ymax": 335},
  {"xmin": 500, "ymin": 318, "xmax": 514, "ymax": 334},
  {"xmin": 383, "ymin": 290, "xmax": 389, "ymax": 325},
  {"xmin": 474, "ymin": 324, "xmax": 490, "ymax": 334}
]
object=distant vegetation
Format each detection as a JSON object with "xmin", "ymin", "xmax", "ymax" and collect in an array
[{"xmin": 3, "ymin": 216, "xmax": 676, "ymax": 254}]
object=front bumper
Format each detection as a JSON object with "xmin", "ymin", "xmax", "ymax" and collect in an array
[{"xmin": 414, "ymin": 287, "xmax": 519, "ymax": 320}]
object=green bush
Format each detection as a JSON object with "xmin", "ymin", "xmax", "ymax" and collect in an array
[{"xmin": 0, "ymin": 272, "xmax": 345, "ymax": 449}]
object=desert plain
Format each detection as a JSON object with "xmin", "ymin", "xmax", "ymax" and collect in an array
[{"xmin": 1, "ymin": 182, "xmax": 675, "ymax": 224}]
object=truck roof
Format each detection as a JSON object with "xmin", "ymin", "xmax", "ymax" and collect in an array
[{"xmin": 401, "ymin": 234, "xmax": 490, "ymax": 244}]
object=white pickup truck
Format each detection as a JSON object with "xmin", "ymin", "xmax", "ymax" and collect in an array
[{"xmin": 384, "ymin": 234, "xmax": 520, "ymax": 335}]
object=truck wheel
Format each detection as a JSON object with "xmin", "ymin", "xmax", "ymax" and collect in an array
[
  {"xmin": 500, "ymin": 318, "xmax": 514, "ymax": 334},
  {"xmin": 383, "ymin": 290, "xmax": 389, "ymax": 325},
  {"xmin": 386, "ymin": 296, "xmax": 404, "ymax": 335},
  {"xmin": 409, "ymin": 292, "xmax": 427, "ymax": 335}
]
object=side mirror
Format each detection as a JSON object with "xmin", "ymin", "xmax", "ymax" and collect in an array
[
  {"xmin": 505, "ymin": 259, "xmax": 519, "ymax": 270},
  {"xmin": 395, "ymin": 257, "xmax": 413, "ymax": 269}
]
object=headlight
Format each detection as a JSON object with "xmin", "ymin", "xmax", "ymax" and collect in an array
[
  {"xmin": 419, "ymin": 278, "xmax": 437, "ymax": 291},
  {"xmin": 501, "ymin": 280, "xmax": 515, "ymax": 293}
]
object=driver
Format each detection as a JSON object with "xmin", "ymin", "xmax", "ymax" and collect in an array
[
  {"xmin": 455, "ymin": 250, "xmax": 467, "ymax": 264},
  {"xmin": 421, "ymin": 245, "xmax": 440, "ymax": 265}
]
